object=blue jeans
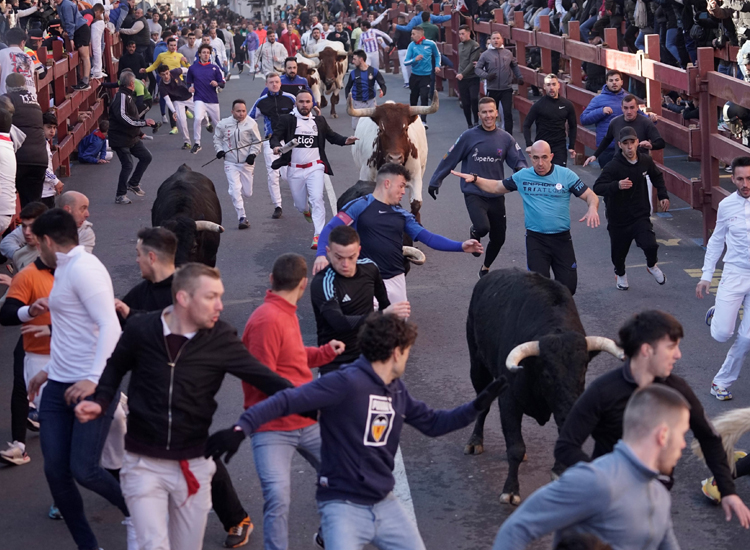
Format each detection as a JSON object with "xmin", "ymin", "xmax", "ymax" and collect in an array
[
  {"xmin": 251, "ymin": 424, "xmax": 322, "ymax": 550},
  {"xmin": 635, "ymin": 30, "xmax": 645, "ymax": 51},
  {"xmin": 580, "ymin": 15, "xmax": 596, "ymax": 43},
  {"xmin": 665, "ymin": 27, "xmax": 683, "ymax": 67},
  {"xmin": 39, "ymin": 380, "xmax": 128, "ymax": 550},
  {"xmin": 318, "ymin": 493, "xmax": 426, "ymax": 550}
]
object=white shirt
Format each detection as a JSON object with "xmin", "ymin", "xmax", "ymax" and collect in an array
[
  {"xmin": 0, "ymin": 133, "xmax": 16, "ymax": 216},
  {"xmin": 210, "ymin": 36, "xmax": 227, "ymax": 64},
  {"xmin": 0, "ymin": 46, "xmax": 35, "ymax": 97},
  {"xmin": 360, "ymin": 29, "xmax": 391, "ymax": 54},
  {"xmin": 290, "ymin": 111, "xmax": 321, "ymax": 165},
  {"xmin": 46, "ymin": 246, "xmax": 120, "ymax": 383},
  {"xmin": 701, "ymin": 191, "xmax": 750, "ymax": 280},
  {"xmin": 161, "ymin": 306, "xmax": 196, "ymax": 339},
  {"xmin": 78, "ymin": 221, "xmax": 96, "ymax": 254}
]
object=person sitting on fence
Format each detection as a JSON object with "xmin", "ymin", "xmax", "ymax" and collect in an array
[{"xmin": 78, "ymin": 119, "xmax": 112, "ymax": 165}]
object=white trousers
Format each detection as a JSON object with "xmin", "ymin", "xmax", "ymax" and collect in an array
[
  {"xmin": 224, "ymin": 161, "xmax": 254, "ymax": 219},
  {"xmin": 711, "ymin": 264, "xmax": 750, "ymax": 387},
  {"xmin": 366, "ymin": 50, "xmax": 380, "ymax": 71},
  {"xmin": 24, "ymin": 352, "xmax": 49, "ymax": 409},
  {"xmin": 398, "ymin": 49, "xmax": 411, "ymax": 84},
  {"xmin": 121, "ymin": 452, "xmax": 216, "ymax": 550},
  {"xmin": 262, "ymin": 141, "xmax": 283, "ymax": 208},
  {"xmin": 287, "ymin": 163, "xmax": 326, "ymax": 234},
  {"xmin": 192, "ymin": 101, "xmax": 221, "ymax": 145},
  {"xmin": 384, "ymin": 273, "xmax": 407, "ymax": 304},
  {"xmin": 247, "ymin": 50, "xmax": 256, "ymax": 72},
  {"xmin": 101, "ymin": 394, "xmax": 127, "ymax": 470},
  {"xmin": 174, "ymin": 98, "xmax": 194, "ymax": 144},
  {"xmin": 351, "ymin": 99, "xmax": 376, "ymax": 130},
  {"xmin": 91, "ymin": 21, "xmax": 104, "ymax": 76}
]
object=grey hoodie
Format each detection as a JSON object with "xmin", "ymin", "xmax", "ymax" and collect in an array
[
  {"xmin": 492, "ymin": 441, "xmax": 680, "ymax": 550},
  {"xmin": 474, "ymin": 47, "xmax": 523, "ymax": 91}
]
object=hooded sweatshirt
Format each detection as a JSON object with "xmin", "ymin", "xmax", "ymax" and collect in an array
[{"xmin": 237, "ymin": 355, "xmax": 479, "ymax": 504}]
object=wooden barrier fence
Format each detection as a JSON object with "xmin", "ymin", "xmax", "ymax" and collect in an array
[{"xmin": 33, "ymin": 31, "xmax": 122, "ymax": 177}]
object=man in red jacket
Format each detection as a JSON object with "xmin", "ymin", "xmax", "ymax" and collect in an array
[
  {"xmin": 242, "ymin": 253, "xmax": 344, "ymax": 550},
  {"xmin": 279, "ymin": 25, "xmax": 301, "ymax": 56}
]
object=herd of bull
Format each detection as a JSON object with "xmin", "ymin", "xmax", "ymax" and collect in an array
[{"xmin": 150, "ymin": 76, "xmax": 628, "ymax": 509}]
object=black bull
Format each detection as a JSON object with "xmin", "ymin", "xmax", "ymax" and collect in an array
[
  {"xmin": 465, "ymin": 269, "xmax": 622, "ymax": 505},
  {"xmin": 152, "ymin": 164, "xmax": 224, "ymax": 267}
]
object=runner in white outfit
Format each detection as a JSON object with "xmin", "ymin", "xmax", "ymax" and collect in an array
[
  {"xmin": 697, "ymin": 156, "xmax": 750, "ymax": 401},
  {"xmin": 359, "ymin": 21, "xmax": 392, "ymax": 71},
  {"xmin": 213, "ymin": 99, "xmax": 262, "ymax": 229}
]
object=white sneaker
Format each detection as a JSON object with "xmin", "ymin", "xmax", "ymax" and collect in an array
[
  {"xmin": 0, "ymin": 441, "xmax": 30, "ymax": 465},
  {"xmin": 162, "ymin": 114, "xmax": 169, "ymax": 123},
  {"xmin": 616, "ymin": 274, "xmax": 629, "ymax": 291},
  {"xmin": 123, "ymin": 517, "xmax": 138, "ymax": 550},
  {"xmin": 646, "ymin": 265, "xmax": 666, "ymax": 285}
]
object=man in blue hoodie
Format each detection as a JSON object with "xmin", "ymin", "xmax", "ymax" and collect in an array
[
  {"xmin": 580, "ymin": 70, "xmax": 657, "ymax": 168},
  {"xmin": 404, "ymin": 26, "xmax": 440, "ymax": 129},
  {"xmin": 206, "ymin": 313, "xmax": 506, "ymax": 550}
]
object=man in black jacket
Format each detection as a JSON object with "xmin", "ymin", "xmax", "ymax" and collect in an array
[
  {"xmin": 117, "ymin": 41, "xmax": 148, "ymax": 79},
  {"xmin": 270, "ymin": 91, "xmax": 357, "ymax": 250},
  {"xmin": 593, "ymin": 127, "xmax": 669, "ymax": 291},
  {"xmin": 75, "ymin": 262, "xmax": 296, "ymax": 550},
  {"xmin": 111, "ymin": 228, "xmax": 255, "ymax": 548},
  {"xmin": 522, "ymin": 73, "xmax": 577, "ymax": 167},
  {"xmin": 553, "ymin": 310, "xmax": 750, "ymax": 528},
  {"xmin": 5, "ymin": 72, "xmax": 47, "ymax": 206},
  {"xmin": 109, "ymin": 70, "xmax": 155, "ymax": 205}
]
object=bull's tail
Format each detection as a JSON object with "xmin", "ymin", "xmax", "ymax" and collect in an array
[{"xmin": 692, "ymin": 407, "xmax": 750, "ymax": 475}]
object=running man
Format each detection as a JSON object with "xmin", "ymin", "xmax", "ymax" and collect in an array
[
  {"xmin": 186, "ymin": 43, "xmax": 225, "ymax": 154},
  {"xmin": 429, "ymin": 97, "xmax": 527, "ymax": 279},
  {"xmin": 404, "ymin": 25, "xmax": 440, "ymax": 129},
  {"xmin": 213, "ymin": 99, "xmax": 262, "ymax": 230},
  {"xmin": 522, "ymin": 74, "xmax": 577, "ymax": 167},
  {"xmin": 698, "ymin": 156, "xmax": 750, "ymax": 401},
  {"xmin": 157, "ymin": 65, "xmax": 194, "ymax": 147},
  {"xmin": 249, "ymin": 72, "xmax": 297, "ymax": 219},
  {"xmin": 345, "ymin": 49, "xmax": 386, "ymax": 130},
  {"xmin": 313, "ymin": 164, "xmax": 483, "ymax": 303},
  {"xmin": 358, "ymin": 20, "xmax": 392, "ymax": 70},
  {"xmin": 206, "ymin": 313, "xmax": 507, "ymax": 550},
  {"xmin": 451, "ymin": 140, "xmax": 599, "ymax": 295},
  {"xmin": 270, "ymin": 91, "xmax": 357, "ymax": 250}
]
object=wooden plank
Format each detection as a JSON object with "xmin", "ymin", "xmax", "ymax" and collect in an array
[
  {"xmin": 659, "ymin": 164, "xmax": 698, "ymax": 207},
  {"xmin": 711, "ymin": 185, "xmax": 731, "ymax": 211},
  {"xmin": 564, "ymin": 40, "xmax": 599, "ymax": 64},
  {"xmin": 536, "ymin": 30, "xmax": 563, "ymax": 52},
  {"xmin": 707, "ymin": 71, "xmax": 750, "ymax": 111},
  {"xmin": 641, "ymin": 59, "xmax": 689, "ymax": 90},
  {"xmin": 655, "ymin": 118, "xmax": 691, "ymax": 153},
  {"xmin": 709, "ymin": 133, "xmax": 750, "ymax": 166},
  {"xmin": 564, "ymin": 83, "xmax": 595, "ymax": 107},
  {"xmin": 600, "ymin": 48, "xmax": 640, "ymax": 74},
  {"xmin": 576, "ymin": 126, "xmax": 597, "ymax": 149},
  {"xmin": 511, "ymin": 27, "xmax": 535, "ymax": 46}
]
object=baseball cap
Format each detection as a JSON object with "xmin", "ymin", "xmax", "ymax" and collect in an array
[{"xmin": 619, "ymin": 126, "xmax": 638, "ymax": 142}]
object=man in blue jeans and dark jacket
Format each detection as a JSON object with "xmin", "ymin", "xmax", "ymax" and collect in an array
[{"xmin": 206, "ymin": 313, "xmax": 507, "ymax": 550}]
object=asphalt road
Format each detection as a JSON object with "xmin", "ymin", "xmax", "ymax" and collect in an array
[{"xmin": 1, "ymin": 69, "xmax": 749, "ymax": 550}]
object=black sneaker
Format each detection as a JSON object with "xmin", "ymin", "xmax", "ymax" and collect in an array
[
  {"xmin": 238, "ymin": 217, "xmax": 250, "ymax": 230},
  {"xmin": 191, "ymin": 144, "xmax": 202, "ymax": 154},
  {"xmin": 115, "ymin": 195, "xmax": 132, "ymax": 204},
  {"xmin": 478, "ymin": 267, "xmax": 490, "ymax": 279},
  {"xmin": 313, "ymin": 530, "xmax": 325, "ymax": 549},
  {"xmin": 182, "ymin": 142, "xmax": 191, "ymax": 150},
  {"xmin": 72, "ymin": 81, "xmax": 91, "ymax": 91},
  {"xmin": 224, "ymin": 516, "xmax": 253, "ymax": 548},
  {"xmin": 128, "ymin": 185, "xmax": 145, "ymax": 197},
  {"xmin": 206, "ymin": 124, "xmax": 214, "ymax": 134},
  {"xmin": 272, "ymin": 206, "xmax": 282, "ymax": 219},
  {"xmin": 469, "ymin": 226, "xmax": 482, "ymax": 257},
  {"xmin": 27, "ymin": 406, "xmax": 40, "ymax": 432}
]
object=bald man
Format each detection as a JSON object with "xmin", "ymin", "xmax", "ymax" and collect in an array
[
  {"xmin": 57, "ymin": 191, "xmax": 95, "ymax": 253},
  {"xmin": 452, "ymin": 140, "xmax": 599, "ymax": 295}
]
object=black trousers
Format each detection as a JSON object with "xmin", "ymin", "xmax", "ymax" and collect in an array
[
  {"xmin": 458, "ymin": 78, "xmax": 480, "ymax": 127},
  {"xmin": 113, "ymin": 140, "xmax": 152, "ymax": 197},
  {"xmin": 465, "ymin": 193, "xmax": 506, "ymax": 268},
  {"xmin": 526, "ymin": 229, "xmax": 577, "ymax": 295},
  {"xmin": 11, "ymin": 336, "xmax": 27, "ymax": 443},
  {"xmin": 17, "ymin": 164, "xmax": 47, "ymax": 207},
  {"xmin": 488, "ymin": 88, "xmax": 514, "ymax": 134},
  {"xmin": 608, "ymin": 217, "xmax": 659, "ymax": 276},
  {"xmin": 212, "ymin": 458, "xmax": 248, "ymax": 530},
  {"xmin": 409, "ymin": 73, "xmax": 431, "ymax": 123},
  {"xmin": 550, "ymin": 143, "xmax": 569, "ymax": 167}
]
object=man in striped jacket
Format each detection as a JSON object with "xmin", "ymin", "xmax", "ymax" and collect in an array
[{"xmin": 358, "ymin": 20, "xmax": 392, "ymax": 70}]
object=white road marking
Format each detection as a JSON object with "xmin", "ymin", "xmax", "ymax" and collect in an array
[
  {"xmin": 324, "ymin": 174, "xmax": 337, "ymax": 215},
  {"xmin": 393, "ymin": 446, "xmax": 418, "ymax": 525}
]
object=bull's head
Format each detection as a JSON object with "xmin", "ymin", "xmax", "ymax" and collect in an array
[
  {"xmin": 303, "ymin": 47, "xmax": 347, "ymax": 89},
  {"xmin": 348, "ymin": 92, "xmax": 438, "ymax": 166},
  {"xmin": 161, "ymin": 216, "xmax": 225, "ymax": 267},
  {"xmin": 505, "ymin": 335, "xmax": 624, "ymax": 427}
]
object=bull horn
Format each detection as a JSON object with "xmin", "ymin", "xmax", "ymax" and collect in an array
[
  {"xmin": 408, "ymin": 90, "xmax": 439, "ymax": 116},
  {"xmin": 585, "ymin": 336, "xmax": 624, "ymax": 359},
  {"xmin": 402, "ymin": 246, "xmax": 425, "ymax": 265},
  {"xmin": 300, "ymin": 50, "xmax": 319, "ymax": 59},
  {"xmin": 505, "ymin": 341, "xmax": 540, "ymax": 371},
  {"xmin": 347, "ymin": 94, "xmax": 377, "ymax": 118},
  {"xmin": 195, "ymin": 220, "xmax": 225, "ymax": 233}
]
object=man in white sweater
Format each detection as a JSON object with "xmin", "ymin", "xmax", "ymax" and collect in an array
[{"xmin": 26, "ymin": 208, "xmax": 135, "ymax": 550}]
